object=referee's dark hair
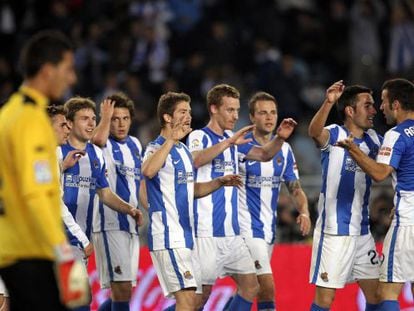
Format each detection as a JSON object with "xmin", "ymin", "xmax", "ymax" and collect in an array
[{"xmin": 19, "ymin": 30, "xmax": 73, "ymax": 78}]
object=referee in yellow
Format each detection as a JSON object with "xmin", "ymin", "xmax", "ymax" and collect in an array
[{"xmin": 0, "ymin": 30, "xmax": 79, "ymax": 310}]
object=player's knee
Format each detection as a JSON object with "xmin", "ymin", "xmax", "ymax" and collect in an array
[
  {"xmin": 314, "ymin": 288, "xmax": 335, "ymax": 308},
  {"xmin": 257, "ymin": 284, "xmax": 275, "ymax": 302},
  {"xmin": 239, "ymin": 277, "xmax": 260, "ymax": 301},
  {"xmin": 201, "ymin": 285, "xmax": 212, "ymax": 305},
  {"xmin": 111, "ymin": 282, "xmax": 132, "ymax": 301}
]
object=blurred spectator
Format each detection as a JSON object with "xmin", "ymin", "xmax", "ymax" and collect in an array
[
  {"xmin": 387, "ymin": 0, "xmax": 414, "ymax": 78},
  {"xmin": 370, "ymin": 193, "xmax": 394, "ymax": 242}
]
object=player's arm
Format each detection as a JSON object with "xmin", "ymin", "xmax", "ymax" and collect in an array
[
  {"xmin": 141, "ymin": 139, "xmax": 175, "ymax": 178},
  {"xmin": 18, "ymin": 112, "xmax": 67, "ymax": 249},
  {"xmin": 61, "ymin": 149, "xmax": 85, "ymax": 172},
  {"xmin": 192, "ymin": 125, "xmax": 255, "ymax": 168},
  {"xmin": 286, "ymin": 180, "xmax": 311, "ymax": 236},
  {"xmin": 336, "ymin": 135, "xmax": 394, "ymax": 182},
  {"xmin": 61, "ymin": 201, "xmax": 92, "ymax": 258},
  {"xmin": 194, "ymin": 174, "xmax": 242, "ymax": 198},
  {"xmin": 91, "ymin": 99, "xmax": 115, "ymax": 147},
  {"xmin": 96, "ymin": 187, "xmax": 144, "ymax": 225},
  {"xmin": 308, "ymin": 80, "xmax": 344, "ymax": 148},
  {"xmin": 139, "ymin": 180, "xmax": 148, "ymax": 210},
  {"xmin": 246, "ymin": 118, "xmax": 297, "ymax": 161}
]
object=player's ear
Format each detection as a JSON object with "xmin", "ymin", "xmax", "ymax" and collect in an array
[
  {"xmin": 345, "ymin": 106, "xmax": 354, "ymax": 118},
  {"xmin": 163, "ymin": 113, "xmax": 172, "ymax": 124}
]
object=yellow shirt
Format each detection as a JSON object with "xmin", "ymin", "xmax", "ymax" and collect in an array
[{"xmin": 0, "ymin": 85, "xmax": 66, "ymax": 267}]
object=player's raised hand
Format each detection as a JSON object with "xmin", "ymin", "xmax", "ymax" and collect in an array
[
  {"xmin": 170, "ymin": 116, "xmax": 192, "ymax": 141},
  {"xmin": 100, "ymin": 99, "xmax": 115, "ymax": 119},
  {"xmin": 276, "ymin": 118, "xmax": 297, "ymax": 140},
  {"xmin": 228, "ymin": 125, "xmax": 255, "ymax": 145},
  {"xmin": 218, "ymin": 174, "xmax": 243, "ymax": 188},
  {"xmin": 326, "ymin": 80, "xmax": 345, "ymax": 105},
  {"xmin": 335, "ymin": 132, "xmax": 356, "ymax": 151},
  {"xmin": 61, "ymin": 149, "xmax": 86, "ymax": 171},
  {"xmin": 296, "ymin": 214, "xmax": 311, "ymax": 236}
]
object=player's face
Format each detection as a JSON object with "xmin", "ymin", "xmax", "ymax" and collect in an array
[
  {"xmin": 380, "ymin": 89, "xmax": 397, "ymax": 125},
  {"xmin": 51, "ymin": 114, "xmax": 70, "ymax": 145},
  {"xmin": 250, "ymin": 100, "xmax": 277, "ymax": 135},
  {"xmin": 171, "ymin": 101, "xmax": 192, "ymax": 130},
  {"xmin": 351, "ymin": 93, "xmax": 376, "ymax": 130},
  {"xmin": 70, "ymin": 108, "xmax": 96, "ymax": 143},
  {"xmin": 48, "ymin": 51, "xmax": 77, "ymax": 100},
  {"xmin": 212, "ymin": 96, "xmax": 240, "ymax": 130},
  {"xmin": 110, "ymin": 107, "xmax": 131, "ymax": 141}
]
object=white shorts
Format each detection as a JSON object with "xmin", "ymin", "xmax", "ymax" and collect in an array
[
  {"xmin": 150, "ymin": 248, "xmax": 201, "ymax": 298},
  {"xmin": 93, "ymin": 231, "xmax": 139, "ymax": 289},
  {"xmin": 380, "ymin": 225, "xmax": 414, "ymax": 283},
  {"xmin": 0, "ymin": 277, "xmax": 8, "ymax": 297},
  {"xmin": 243, "ymin": 237, "xmax": 274, "ymax": 275},
  {"xmin": 310, "ymin": 230, "xmax": 379, "ymax": 288},
  {"xmin": 195, "ymin": 236, "xmax": 256, "ymax": 285}
]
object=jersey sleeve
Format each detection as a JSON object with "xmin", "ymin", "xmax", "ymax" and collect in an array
[
  {"xmin": 187, "ymin": 130, "xmax": 207, "ymax": 152},
  {"xmin": 14, "ymin": 110, "xmax": 66, "ymax": 247},
  {"xmin": 377, "ymin": 129, "xmax": 404, "ymax": 169},
  {"xmin": 143, "ymin": 142, "xmax": 161, "ymax": 162},
  {"xmin": 282, "ymin": 144, "xmax": 300, "ymax": 182}
]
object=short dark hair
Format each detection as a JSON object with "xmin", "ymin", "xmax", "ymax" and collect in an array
[
  {"xmin": 248, "ymin": 91, "xmax": 277, "ymax": 115},
  {"xmin": 157, "ymin": 92, "xmax": 191, "ymax": 128},
  {"xmin": 336, "ymin": 85, "xmax": 372, "ymax": 122},
  {"xmin": 46, "ymin": 105, "xmax": 67, "ymax": 118},
  {"xmin": 207, "ymin": 84, "xmax": 240, "ymax": 114},
  {"xmin": 64, "ymin": 97, "xmax": 96, "ymax": 121},
  {"xmin": 106, "ymin": 92, "xmax": 135, "ymax": 117},
  {"xmin": 382, "ymin": 78, "xmax": 414, "ymax": 111},
  {"xmin": 19, "ymin": 30, "xmax": 73, "ymax": 78}
]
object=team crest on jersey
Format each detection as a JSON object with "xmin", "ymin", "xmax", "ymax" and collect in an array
[
  {"xmin": 276, "ymin": 157, "xmax": 282, "ymax": 165},
  {"xmin": 114, "ymin": 266, "xmax": 122, "ymax": 275},
  {"xmin": 254, "ymin": 260, "xmax": 262, "ymax": 270},
  {"xmin": 183, "ymin": 271, "xmax": 193, "ymax": 280},
  {"xmin": 93, "ymin": 160, "xmax": 99, "ymax": 169},
  {"xmin": 320, "ymin": 272, "xmax": 329, "ymax": 282}
]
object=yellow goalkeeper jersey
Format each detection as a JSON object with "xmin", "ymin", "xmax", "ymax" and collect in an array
[{"xmin": 0, "ymin": 85, "xmax": 66, "ymax": 267}]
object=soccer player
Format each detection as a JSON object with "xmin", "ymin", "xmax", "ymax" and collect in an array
[
  {"xmin": 238, "ymin": 91, "xmax": 311, "ymax": 311},
  {"xmin": 0, "ymin": 30, "xmax": 87, "ymax": 310},
  {"xmin": 142, "ymin": 91, "xmax": 243, "ymax": 311},
  {"xmin": 59, "ymin": 96, "xmax": 143, "ymax": 242},
  {"xmin": 47, "ymin": 105, "xmax": 92, "ymax": 260},
  {"xmin": 187, "ymin": 84, "xmax": 297, "ymax": 310},
  {"xmin": 308, "ymin": 81, "xmax": 382, "ymax": 311},
  {"xmin": 91, "ymin": 93, "xmax": 144, "ymax": 311},
  {"xmin": 336, "ymin": 78, "xmax": 414, "ymax": 311}
]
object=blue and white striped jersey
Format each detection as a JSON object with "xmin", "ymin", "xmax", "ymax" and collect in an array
[
  {"xmin": 238, "ymin": 133, "xmax": 299, "ymax": 244},
  {"xmin": 316, "ymin": 124, "xmax": 382, "ymax": 236},
  {"xmin": 187, "ymin": 127, "xmax": 254, "ymax": 237},
  {"xmin": 144, "ymin": 136, "xmax": 195, "ymax": 251},
  {"xmin": 93, "ymin": 136, "xmax": 142, "ymax": 234},
  {"xmin": 377, "ymin": 119, "xmax": 414, "ymax": 226},
  {"xmin": 58, "ymin": 142, "xmax": 109, "ymax": 240}
]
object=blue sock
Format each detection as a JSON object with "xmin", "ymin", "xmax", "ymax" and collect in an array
[
  {"xmin": 228, "ymin": 294, "xmax": 252, "ymax": 311},
  {"xmin": 378, "ymin": 300, "xmax": 399, "ymax": 311},
  {"xmin": 366, "ymin": 302, "xmax": 380, "ymax": 311},
  {"xmin": 112, "ymin": 301, "xmax": 129, "ymax": 311},
  {"xmin": 163, "ymin": 304, "xmax": 176, "ymax": 311},
  {"xmin": 222, "ymin": 296, "xmax": 234, "ymax": 311},
  {"xmin": 258, "ymin": 301, "xmax": 276, "ymax": 310},
  {"xmin": 98, "ymin": 299, "xmax": 112, "ymax": 311},
  {"xmin": 310, "ymin": 302, "xmax": 329, "ymax": 311},
  {"xmin": 73, "ymin": 307, "xmax": 90, "ymax": 311}
]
